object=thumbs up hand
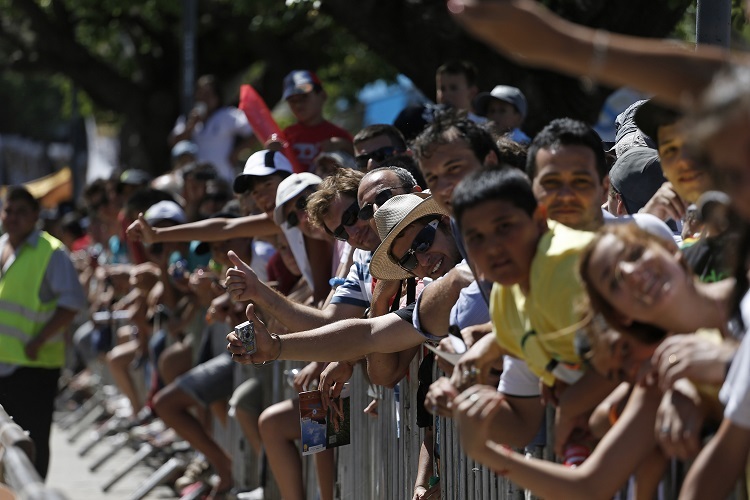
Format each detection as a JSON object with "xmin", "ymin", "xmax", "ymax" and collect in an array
[{"xmin": 225, "ymin": 250, "xmax": 261, "ymax": 302}]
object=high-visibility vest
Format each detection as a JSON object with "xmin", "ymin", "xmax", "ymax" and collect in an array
[{"xmin": 0, "ymin": 232, "xmax": 65, "ymax": 368}]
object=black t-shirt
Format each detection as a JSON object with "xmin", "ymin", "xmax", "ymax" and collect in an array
[
  {"xmin": 393, "ymin": 300, "xmax": 435, "ymax": 426},
  {"xmin": 393, "ymin": 301, "xmax": 416, "ymax": 323}
]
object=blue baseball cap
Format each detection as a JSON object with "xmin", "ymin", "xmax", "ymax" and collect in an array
[{"xmin": 282, "ymin": 70, "xmax": 323, "ymax": 100}]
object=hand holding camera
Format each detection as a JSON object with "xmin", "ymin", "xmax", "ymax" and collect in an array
[{"xmin": 227, "ymin": 304, "xmax": 282, "ymax": 365}]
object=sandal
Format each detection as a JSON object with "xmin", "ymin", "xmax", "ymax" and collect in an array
[{"xmin": 205, "ymin": 474, "xmax": 236, "ymax": 500}]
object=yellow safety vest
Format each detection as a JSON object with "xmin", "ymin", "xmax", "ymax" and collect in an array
[{"xmin": 0, "ymin": 232, "xmax": 65, "ymax": 368}]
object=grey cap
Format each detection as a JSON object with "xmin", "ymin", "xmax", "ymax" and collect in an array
[
  {"xmin": 608, "ymin": 100, "xmax": 657, "ymax": 157},
  {"xmin": 609, "ymin": 147, "xmax": 666, "ymax": 214},
  {"xmin": 474, "ymin": 85, "xmax": 528, "ymax": 121}
]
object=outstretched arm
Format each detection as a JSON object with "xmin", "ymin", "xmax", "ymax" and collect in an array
[
  {"xmin": 127, "ymin": 212, "xmax": 279, "ymax": 245},
  {"xmin": 449, "ymin": 0, "xmax": 732, "ymax": 109},
  {"xmin": 455, "ymin": 383, "xmax": 661, "ymax": 499},
  {"xmin": 227, "ymin": 304, "xmax": 427, "ymax": 364}
]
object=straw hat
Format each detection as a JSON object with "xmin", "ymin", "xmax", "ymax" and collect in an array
[{"xmin": 370, "ymin": 193, "xmax": 449, "ymax": 280}]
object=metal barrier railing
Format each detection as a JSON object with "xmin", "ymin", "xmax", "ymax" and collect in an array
[
  {"xmin": 58, "ymin": 323, "xmax": 544, "ymax": 499},
  {"xmin": 0, "ymin": 404, "xmax": 67, "ymax": 500},
  {"xmin": 73, "ymin": 350, "xmax": 707, "ymax": 500},
  {"xmin": 206, "ymin": 354, "xmax": 535, "ymax": 499},
  {"xmin": 332, "ymin": 352, "xmax": 531, "ymax": 500},
  {"xmin": 61, "ymin": 318, "xmax": 738, "ymax": 499}
]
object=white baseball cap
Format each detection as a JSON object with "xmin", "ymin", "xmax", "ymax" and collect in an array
[
  {"xmin": 273, "ymin": 173, "xmax": 323, "ymax": 226},
  {"xmin": 233, "ymin": 150, "xmax": 294, "ymax": 194},
  {"xmin": 144, "ymin": 200, "xmax": 187, "ymax": 225}
]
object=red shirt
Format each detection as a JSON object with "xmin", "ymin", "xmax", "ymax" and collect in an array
[
  {"xmin": 266, "ymin": 252, "xmax": 301, "ymax": 296},
  {"xmin": 284, "ymin": 121, "xmax": 353, "ymax": 172}
]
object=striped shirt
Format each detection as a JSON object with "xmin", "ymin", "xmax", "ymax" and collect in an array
[{"xmin": 329, "ymin": 249, "xmax": 373, "ymax": 308}]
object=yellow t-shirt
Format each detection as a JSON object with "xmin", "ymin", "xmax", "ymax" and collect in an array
[
  {"xmin": 491, "ymin": 221, "xmax": 595, "ymax": 386},
  {"xmin": 693, "ymin": 328, "xmax": 723, "ymax": 402}
]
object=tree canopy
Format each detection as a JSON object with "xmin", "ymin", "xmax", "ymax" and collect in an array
[{"xmin": 0, "ymin": 0, "xmax": 697, "ymax": 172}]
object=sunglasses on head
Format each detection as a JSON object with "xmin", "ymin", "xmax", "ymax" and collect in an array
[
  {"xmin": 285, "ymin": 194, "xmax": 309, "ymax": 228},
  {"xmin": 355, "ymin": 147, "xmax": 398, "ymax": 170},
  {"xmin": 393, "ymin": 218, "xmax": 441, "ymax": 273},
  {"xmin": 358, "ymin": 188, "xmax": 401, "ymax": 221},
  {"xmin": 325, "ymin": 200, "xmax": 360, "ymax": 241}
]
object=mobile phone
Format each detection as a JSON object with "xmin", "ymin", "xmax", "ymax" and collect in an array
[{"xmin": 235, "ymin": 320, "xmax": 257, "ymax": 354}]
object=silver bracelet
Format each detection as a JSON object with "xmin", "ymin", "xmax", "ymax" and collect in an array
[{"xmin": 253, "ymin": 333, "xmax": 282, "ymax": 367}]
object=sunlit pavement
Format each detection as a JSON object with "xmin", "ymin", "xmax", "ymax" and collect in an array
[{"xmin": 46, "ymin": 422, "xmax": 177, "ymax": 500}]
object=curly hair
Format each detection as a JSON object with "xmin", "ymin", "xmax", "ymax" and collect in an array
[{"xmin": 411, "ymin": 109, "xmax": 500, "ymax": 166}]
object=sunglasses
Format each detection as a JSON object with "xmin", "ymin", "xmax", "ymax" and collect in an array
[
  {"xmin": 358, "ymin": 188, "xmax": 401, "ymax": 221},
  {"xmin": 355, "ymin": 147, "xmax": 398, "ymax": 170},
  {"xmin": 392, "ymin": 218, "xmax": 440, "ymax": 273},
  {"xmin": 285, "ymin": 195, "xmax": 309, "ymax": 228},
  {"xmin": 325, "ymin": 200, "xmax": 360, "ymax": 241}
]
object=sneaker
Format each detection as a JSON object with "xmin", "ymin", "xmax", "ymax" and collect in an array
[
  {"xmin": 129, "ymin": 419, "xmax": 166, "ymax": 441},
  {"xmin": 236, "ymin": 487, "xmax": 264, "ymax": 500}
]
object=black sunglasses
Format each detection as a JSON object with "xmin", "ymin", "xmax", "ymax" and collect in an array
[
  {"xmin": 392, "ymin": 218, "xmax": 440, "ymax": 273},
  {"xmin": 285, "ymin": 195, "xmax": 309, "ymax": 228},
  {"xmin": 358, "ymin": 188, "xmax": 400, "ymax": 221},
  {"xmin": 325, "ymin": 200, "xmax": 360, "ymax": 241},
  {"xmin": 355, "ymin": 146, "xmax": 398, "ymax": 170}
]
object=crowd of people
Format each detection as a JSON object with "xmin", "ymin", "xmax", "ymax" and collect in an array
[{"xmin": 5, "ymin": 1, "xmax": 750, "ymax": 499}]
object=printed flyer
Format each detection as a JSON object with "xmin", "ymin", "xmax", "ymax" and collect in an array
[{"xmin": 299, "ymin": 384, "xmax": 351, "ymax": 455}]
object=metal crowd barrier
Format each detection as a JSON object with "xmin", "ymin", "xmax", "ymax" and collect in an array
[
  {"xmin": 219, "ymin": 346, "xmax": 537, "ymax": 499},
  {"xmin": 206, "ymin": 353, "xmax": 539, "ymax": 499},
  {"xmin": 58, "ymin": 344, "xmax": 720, "ymax": 499},
  {"xmin": 58, "ymin": 308, "xmax": 750, "ymax": 500},
  {"xmin": 0, "ymin": 404, "xmax": 67, "ymax": 500},
  {"xmin": 331, "ymin": 352, "xmax": 528, "ymax": 500}
]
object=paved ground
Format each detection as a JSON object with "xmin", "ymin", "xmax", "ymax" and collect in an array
[{"xmin": 46, "ymin": 419, "xmax": 180, "ymax": 500}]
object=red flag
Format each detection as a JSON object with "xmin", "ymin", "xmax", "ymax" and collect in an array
[{"xmin": 238, "ymin": 84, "xmax": 304, "ymax": 172}]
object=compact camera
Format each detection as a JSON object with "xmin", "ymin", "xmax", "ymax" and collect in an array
[{"xmin": 235, "ymin": 320, "xmax": 257, "ymax": 355}]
